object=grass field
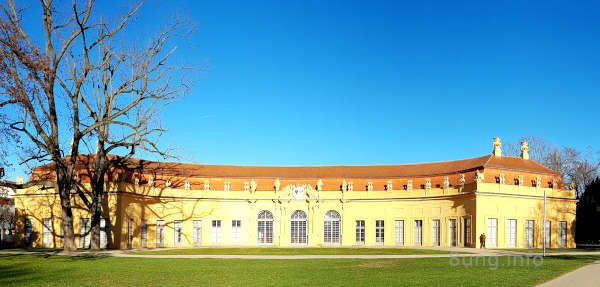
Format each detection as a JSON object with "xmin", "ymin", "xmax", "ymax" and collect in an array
[
  {"xmin": 133, "ymin": 247, "xmax": 457, "ymax": 255},
  {"xmin": 1, "ymin": 254, "xmax": 598, "ymax": 286}
]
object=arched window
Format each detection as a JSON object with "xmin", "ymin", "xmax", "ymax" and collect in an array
[
  {"xmin": 257, "ymin": 210, "xmax": 274, "ymax": 244},
  {"xmin": 324, "ymin": 210, "xmax": 341, "ymax": 245},
  {"xmin": 290, "ymin": 210, "xmax": 308, "ymax": 244}
]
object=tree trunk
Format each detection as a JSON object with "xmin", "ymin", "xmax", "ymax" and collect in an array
[
  {"xmin": 57, "ymin": 168, "xmax": 76, "ymax": 251},
  {"xmin": 89, "ymin": 153, "xmax": 107, "ymax": 250},
  {"xmin": 89, "ymin": 176, "xmax": 104, "ymax": 249}
]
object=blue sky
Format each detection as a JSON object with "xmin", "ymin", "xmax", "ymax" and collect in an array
[{"xmin": 6, "ymin": 0, "xmax": 600, "ymax": 178}]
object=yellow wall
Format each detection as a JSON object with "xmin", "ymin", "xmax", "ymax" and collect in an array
[{"xmin": 13, "ymin": 179, "xmax": 576, "ymax": 249}]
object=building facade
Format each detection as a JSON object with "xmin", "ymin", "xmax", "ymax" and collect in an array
[{"xmin": 12, "ymin": 138, "xmax": 576, "ymax": 249}]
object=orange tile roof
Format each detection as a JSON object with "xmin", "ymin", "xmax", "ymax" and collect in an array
[{"xmin": 30, "ymin": 154, "xmax": 559, "ymax": 180}]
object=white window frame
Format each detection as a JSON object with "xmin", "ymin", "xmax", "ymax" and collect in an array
[
  {"xmin": 414, "ymin": 220, "xmax": 422, "ymax": 246},
  {"xmin": 174, "ymin": 220, "xmax": 183, "ymax": 247},
  {"xmin": 525, "ymin": 220, "xmax": 535, "ymax": 248},
  {"xmin": 375, "ymin": 220, "xmax": 385, "ymax": 244},
  {"xmin": 80, "ymin": 218, "xmax": 91, "ymax": 249},
  {"xmin": 487, "ymin": 218, "xmax": 498, "ymax": 247},
  {"xmin": 355, "ymin": 220, "xmax": 365, "ymax": 245},
  {"xmin": 24, "ymin": 218, "xmax": 34, "ymax": 247},
  {"xmin": 193, "ymin": 220, "xmax": 202, "ymax": 246},
  {"xmin": 323, "ymin": 210, "xmax": 341, "ymax": 245},
  {"xmin": 156, "ymin": 220, "xmax": 165, "ymax": 248},
  {"xmin": 42, "ymin": 218, "xmax": 52, "ymax": 248},
  {"xmin": 212, "ymin": 220, "xmax": 222, "ymax": 245},
  {"xmin": 257, "ymin": 211, "xmax": 274, "ymax": 245},
  {"xmin": 224, "ymin": 181, "xmax": 231, "ymax": 192},
  {"xmin": 100, "ymin": 218, "xmax": 109, "ymax": 249},
  {"xmin": 140, "ymin": 220, "xmax": 147, "ymax": 248},
  {"xmin": 290, "ymin": 211, "xmax": 307, "ymax": 245},
  {"xmin": 394, "ymin": 220, "xmax": 404, "ymax": 246},
  {"xmin": 232, "ymin": 220, "xmax": 241, "ymax": 244},
  {"xmin": 448, "ymin": 218, "xmax": 457, "ymax": 247},
  {"xmin": 544, "ymin": 220, "xmax": 551, "ymax": 248},
  {"xmin": 432, "ymin": 219, "xmax": 441, "ymax": 246},
  {"xmin": 559, "ymin": 221, "xmax": 567, "ymax": 248},
  {"xmin": 506, "ymin": 219, "xmax": 517, "ymax": 248}
]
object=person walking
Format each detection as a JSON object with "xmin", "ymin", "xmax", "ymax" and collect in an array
[{"xmin": 482, "ymin": 233, "xmax": 486, "ymax": 248}]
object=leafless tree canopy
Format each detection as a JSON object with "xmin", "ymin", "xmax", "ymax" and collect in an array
[
  {"xmin": 0, "ymin": 0, "xmax": 194, "ymax": 250},
  {"xmin": 505, "ymin": 136, "xmax": 600, "ymax": 198}
]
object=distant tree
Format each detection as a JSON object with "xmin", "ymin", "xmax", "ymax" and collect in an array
[
  {"xmin": 575, "ymin": 177, "xmax": 600, "ymax": 244},
  {"xmin": 504, "ymin": 136, "xmax": 600, "ymax": 198}
]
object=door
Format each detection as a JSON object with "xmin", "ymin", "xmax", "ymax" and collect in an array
[
  {"xmin": 414, "ymin": 220, "xmax": 422, "ymax": 246},
  {"xmin": 525, "ymin": 220, "xmax": 534, "ymax": 248},
  {"xmin": 449, "ymin": 219, "xmax": 457, "ymax": 247},
  {"xmin": 42, "ymin": 218, "xmax": 52, "ymax": 248},
  {"xmin": 487, "ymin": 218, "xmax": 497, "ymax": 247},
  {"xmin": 559, "ymin": 221, "xmax": 567, "ymax": 248},
  {"xmin": 432, "ymin": 220, "xmax": 440, "ymax": 246},
  {"xmin": 506, "ymin": 219, "xmax": 517, "ymax": 248}
]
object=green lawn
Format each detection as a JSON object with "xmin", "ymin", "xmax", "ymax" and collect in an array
[
  {"xmin": 133, "ymin": 247, "xmax": 457, "ymax": 255},
  {"xmin": 1, "ymin": 254, "xmax": 598, "ymax": 286},
  {"xmin": 500, "ymin": 248, "xmax": 600, "ymax": 253}
]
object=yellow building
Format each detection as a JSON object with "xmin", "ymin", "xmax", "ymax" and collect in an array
[{"xmin": 12, "ymin": 138, "xmax": 576, "ymax": 249}]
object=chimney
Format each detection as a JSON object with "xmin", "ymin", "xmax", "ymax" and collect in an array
[
  {"xmin": 492, "ymin": 137, "xmax": 502, "ymax": 157},
  {"xmin": 520, "ymin": 141, "xmax": 529, "ymax": 160}
]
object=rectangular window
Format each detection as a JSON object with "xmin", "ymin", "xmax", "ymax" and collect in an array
[
  {"xmin": 232, "ymin": 220, "xmax": 241, "ymax": 244},
  {"xmin": 127, "ymin": 219, "xmax": 133, "ymax": 249},
  {"xmin": 449, "ymin": 219, "xmax": 457, "ymax": 247},
  {"xmin": 24, "ymin": 218, "xmax": 34, "ymax": 247},
  {"xmin": 525, "ymin": 220, "xmax": 535, "ymax": 248},
  {"xmin": 347, "ymin": 182, "xmax": 353, "ymax": 191},
  {"xmin": 80, "ymin": 218, "xmax": 91, "ymax": 248},
  {"xmin": 432, "ymin": 219, "xmax": 440, "ymax": 246},
  {"xmin": 174, "ymin": 220, "xmax": 183, "ymax": 247},
  {"xmin": 42, "ymin": 218, "xmax": 52, "ymax": 248},
  {"xmin": 559, "ymin": 221, "xmax": 567, "ymax": 248},
  {"xmin": 100, "ymin": 218, "xmax": 110, "ymax": 249},
  {"xmin": 375, "ymin": 220, "xmax": 385, "ymax": 244},
  {"xmin": 506, "ymin": 219, "xmax": 517, "ymax": 248},
  {"xmin": 244, "ymin": 182, "xmax": 249, "ymax": 192},
  {"xmin": 487, "ymin": 218, "xmax": 498, "ymax": 247},
  {"xmin": 463, "ymin": 217, "xmax": 471, "ymax": 247},
  {"xmin": 156, "ymin": 220, "xmax": 165, "ymax": 248},
  {"xmin": 224, "ymin": 181, "xmax": 230, "ymax": 192},
  {"xmin": 367, "ymin": 182, "xmax": 373, "ymax": 191},
  {"xmin": 414, "ymin": 220, "xmax": 422, "ymax": 246},
  {"xmin": 544, "ymin": 220, "xmax": 551, "ymax": 247},
  {"xmin": 394, "ymin": 220, "xmax": 404, "ymax": 246},
  {"xmin": 212, "ymin": 220, "xmax": 221, "ymax": 245},
  {"xmin": 355, "ymin": 220, "xmax": 365, "ymax": 245},
  {"xmin": 193, "ymin": 220, "xmax": 202, "ymax": 246},
  {"xmin": 140, "ymin": 220, "xmax": 147, "ymax": 248}
]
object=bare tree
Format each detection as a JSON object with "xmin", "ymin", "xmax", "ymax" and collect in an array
[
  {"xmin": 505, "ymin": 136, "xmax": 600, "ymax": 198},
  {"xmin": 75, "ymin": 17, "xmax": 191, "ymax": 249},
  {"xmin": 0, "ymin": 0, "xmax": 154, "ymax": 250}
]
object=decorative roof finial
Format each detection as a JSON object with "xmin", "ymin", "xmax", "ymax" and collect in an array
[
  {"xmin": 520, "ymin": 141, "xmax": 529, "ymax": 160},
  {"xmin": 492, "ymin": 137, "xmax": 502, "ymax": 157}
]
